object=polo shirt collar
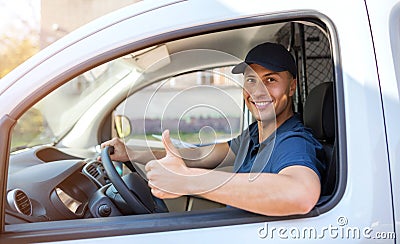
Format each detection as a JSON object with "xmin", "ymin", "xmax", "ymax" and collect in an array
[{"xmin": 249, "ymin": 114, "xmax": 300, "ymax": 146}]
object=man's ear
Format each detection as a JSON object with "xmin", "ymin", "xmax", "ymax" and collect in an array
[{"xmin": 289, "ymin": 78, "xmax": 297, "ymax": 96}]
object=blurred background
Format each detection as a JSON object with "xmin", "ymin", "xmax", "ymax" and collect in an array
[
  {"xmin": 0, "ymin": 0, "xmax": 141, "ymax": 79},
  {"xmin": 2, "ymin": 0, "xmax": 144, "ymax": 150},
  {"xmin": 3, "ymin": 0, "xmax": 243, "ymax": 151}
]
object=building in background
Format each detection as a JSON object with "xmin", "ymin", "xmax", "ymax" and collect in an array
[{"xmin": 0, "ymin": 0, "xmax": 140, "ymax": 78}]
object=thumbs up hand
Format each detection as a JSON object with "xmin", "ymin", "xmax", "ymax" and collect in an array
[
  {"xmin": 145, "ymin": 130, "xmax": 192, "ymax": 199},
  {"xmin": 161, "ymin": 129, "xmax": 181, "ymax": 159}
]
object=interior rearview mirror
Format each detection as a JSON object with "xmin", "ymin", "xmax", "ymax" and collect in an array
[{"xmin": 114, "ymin": 115, "xmax": 131, "ymax": 138}]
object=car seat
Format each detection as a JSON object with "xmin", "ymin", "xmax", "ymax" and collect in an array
[{"xmin": 303, "ymin": 82, "xmax": 336, "ymax": 203}]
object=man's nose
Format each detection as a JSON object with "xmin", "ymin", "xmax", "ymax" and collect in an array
[{"xmin": 250, "ymin": 81, "xmax": 271, "ymax": 98}]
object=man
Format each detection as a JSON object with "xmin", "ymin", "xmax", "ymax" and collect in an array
[{"xmin": 102, "ymin": 42, "xmax": 325, "ymax": 216}]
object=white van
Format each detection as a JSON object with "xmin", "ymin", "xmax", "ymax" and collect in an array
[{"xmin": 1, "ymin": 0, "xmax": 399, "ymax": 242}]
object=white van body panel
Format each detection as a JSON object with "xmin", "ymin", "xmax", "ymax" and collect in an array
[{"xmin": 0, "ymin": 0, "xmax": 398, "ymax": 242}]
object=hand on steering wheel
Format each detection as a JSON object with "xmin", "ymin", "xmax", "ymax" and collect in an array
[{"xmin": 101, "ymin": 146, "xmax": 156, "ymax": 214}]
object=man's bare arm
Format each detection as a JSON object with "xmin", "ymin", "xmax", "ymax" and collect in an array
[
  {"xmin": 196, "ymin": 166, "xmax": 320, "ymax": 216},
  {"xmin": 101, "ymin": 137, "xmax": 234, "ymax": 169},
  {"xmin": 145, "ymin": 130, "xmax": 321, "ymax": 216}
]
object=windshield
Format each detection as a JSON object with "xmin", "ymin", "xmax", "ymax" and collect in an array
[{"xmin": 11, "ymin": 58, "xmax": 138, "ymax": 152}]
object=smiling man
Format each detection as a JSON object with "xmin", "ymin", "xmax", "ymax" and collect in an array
[{"xmin": 102, "ymin": 42, "xmax": 326, "ymax": 216}]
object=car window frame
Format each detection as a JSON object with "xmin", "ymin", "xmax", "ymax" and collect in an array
[{"xmin": 0, "ymin": 11, "xmax": 346, "ymax": 242}]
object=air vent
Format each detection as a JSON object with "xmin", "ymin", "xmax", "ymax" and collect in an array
[
  {"xmin": 7, "ymin": 189, "xmax": 32, "ymax": 216},
  {"xmin": 86, "ymin": 164, "xmax": 100, "ymax": 178},
  {"xmin": 83, "ymin": 161, "xmax": 106, "ymax": 187}
]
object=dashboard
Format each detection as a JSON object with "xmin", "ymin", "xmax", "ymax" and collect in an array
[
  {"xmin": 6, "ymin": 146, "xmax": 104, "ymax": 224},
  {"xmin": 5, "ymin": 145, "xmax": 225, "ymax": 225}
]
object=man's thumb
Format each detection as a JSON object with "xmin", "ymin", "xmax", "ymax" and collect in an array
[{"xmin": 162, "ymin": 130, "xmax": 179, "ymax": 157}]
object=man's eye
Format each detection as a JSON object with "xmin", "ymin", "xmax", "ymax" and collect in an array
[
  {"xmin": 245, "ymin": 78, "xmax": 257, "ymax": 83},
  {"xmin": 266, "ymin": 77, "xmax": 276, "ymax": 83}
]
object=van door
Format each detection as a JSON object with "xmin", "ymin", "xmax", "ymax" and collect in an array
[{"xmin": 367, "ymin": 0, "xmax": 400, "ymax": 241}]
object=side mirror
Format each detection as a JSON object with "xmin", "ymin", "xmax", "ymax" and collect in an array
[{"xmin": 114, "ymin": 115, "xmax": 131, "ymax": 138}]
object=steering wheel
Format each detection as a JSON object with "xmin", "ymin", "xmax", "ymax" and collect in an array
[{"xmin": 101, "ymin": 146, "xmax": 157, "ymax": 214}]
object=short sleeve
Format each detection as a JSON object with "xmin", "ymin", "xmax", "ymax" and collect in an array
[
  {"xmin": 228, "ymin": 134, "xmax": 241, "ymax": 155},
  {"xmin": 269, "ymin": 132, "xmax": 325, "ymax": 180}
]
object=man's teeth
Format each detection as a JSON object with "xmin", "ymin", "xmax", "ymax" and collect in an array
[{"xmin": 254, "ymin": 101, "xmax": 271, "ymax": 106}]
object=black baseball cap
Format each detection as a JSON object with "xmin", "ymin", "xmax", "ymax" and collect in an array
[{"xmin": 232, "ymin": 42, "xmax": 297, "ymax": 78}]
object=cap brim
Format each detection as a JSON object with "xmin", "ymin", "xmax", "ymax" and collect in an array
[
  {"xmin": 232, "ymin": 61, "xmax": 287, "ymax": 74},
  {"xmin": 231, "ymin": 62, "xmax": 247, "ymax": 74},
  {"xmin": 233, "ymin": 61, "xmax": 297, "ymax": 78}
]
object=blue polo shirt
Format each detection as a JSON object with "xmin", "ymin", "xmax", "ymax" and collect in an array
[{"xmin": 229, "ymin": 115, "xmax": 325, "ymax": 180}]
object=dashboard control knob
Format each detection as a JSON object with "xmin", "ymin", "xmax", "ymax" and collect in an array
[{"xmin": 98, "ymin": 204, "xmax": 111, "ymax": 217}]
